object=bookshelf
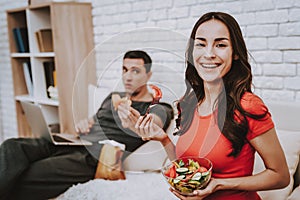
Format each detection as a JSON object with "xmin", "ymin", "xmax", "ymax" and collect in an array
[{"xmin": 7, "ymin": 2, "xmax": 96, "ymax": 137}]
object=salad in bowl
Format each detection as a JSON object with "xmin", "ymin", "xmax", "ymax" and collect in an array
[{"xmin": 162, "ymin": 157, "xmax": 213, "ymax": 196}]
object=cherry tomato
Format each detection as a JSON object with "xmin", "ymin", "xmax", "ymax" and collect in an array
[{"xmin": 165, "ymin": 165, "xmax": 177, "ymax": 178}]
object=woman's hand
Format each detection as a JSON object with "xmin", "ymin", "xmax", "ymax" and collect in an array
[
  {"xmin": 117, "ymin": 102, "xmax": 140, "ymax": 129},
  {"xmin": 75, "ymin": 117, "xmax": 95, "ymax": 134},
  {"xmin": 170, "ymin": 178, "xmax": 219, "ymax": 200},
  {"xmin": 134, "ymin": 113, "xmax": 167, "ymax": 142}
]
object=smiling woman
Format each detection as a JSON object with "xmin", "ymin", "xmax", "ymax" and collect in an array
[
  {"xmin": 131, "ymin": 12, "xmax": 290, "ymax": 200},
  {"xmin": 170, "ymin": 12, "xmax": 290, "ymax": 200},
  {"xmin": 192, "ymin": 20, "xmax": 234, "ymax": 83}
]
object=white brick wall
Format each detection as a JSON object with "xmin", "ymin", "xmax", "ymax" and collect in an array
[
  {"xmin": 1, "ymin": 0, "xmax": 300, "ymax": 141},
  {"xmin": 0, "ymin": 0, "xmax": 28, "ymax": 142}
]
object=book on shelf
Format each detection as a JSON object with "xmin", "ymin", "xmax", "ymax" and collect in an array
[
  {"xmin": 13, "ymin": 27, "xmax": 29, "ymax": 53},
  {"xmin": 43, "ymin": 61, "xmax": 55, "ymax": 98},
  {"xmin": 23, "ymin": 62, "xmax": 33, "ymax": 96},
  {"xmin": 53, "ymin": 70, "xmax": 57, "ymax": 87},
  {"xmin": 35, "ymin": 29, "xmax": 53, "ymax": 52}
]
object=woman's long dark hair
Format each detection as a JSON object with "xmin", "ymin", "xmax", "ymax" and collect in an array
[{"xmin": 174, "ymin": 12, "xmax": 268, "ymax": 157}]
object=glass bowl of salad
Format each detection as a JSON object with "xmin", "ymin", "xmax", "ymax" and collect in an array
[{"xmin": 162, "ymin": 157, "xmax": 213, "ymax": 196}]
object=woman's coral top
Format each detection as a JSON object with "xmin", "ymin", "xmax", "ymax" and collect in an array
[{"xmin": 176, "ymin": 93, "xmax": 274, "ymax": 200}]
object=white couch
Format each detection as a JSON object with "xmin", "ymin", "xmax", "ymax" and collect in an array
[
  {"xmin": 254, "ymin": 101, "xmax": 300, "ymax": 200},
  {"xmin": 57, "ymin": 86, "xmax": 300, "ymax": 200}
]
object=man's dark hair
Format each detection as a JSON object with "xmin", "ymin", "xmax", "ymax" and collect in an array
[{"xmin": 123, "ymin": 50, "xmax": 152, "ymax": 73}]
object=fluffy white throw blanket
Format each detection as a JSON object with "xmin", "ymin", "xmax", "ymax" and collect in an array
[{"xmin": 57, "ymin": 172, "xmax": 178, "ymax": 200}]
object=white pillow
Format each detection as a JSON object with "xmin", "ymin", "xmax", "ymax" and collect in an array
[
  {"xmin": 123, "ymin": 141, "xmax": 168, "ymax": 172},
  {"xmin": 287, "ymin": 186, "xmax": 300, "ymax": 200},
  {"xmin": 254, "ymin": 130, "xmax": 300, "ymax": 200},
  {"xmin": 88, "ymin": 84, "xmax": 110, "ymax": 117},
  {"xmin": 123, "ymin": 119, "xmax": 177, "ymax": 172}
]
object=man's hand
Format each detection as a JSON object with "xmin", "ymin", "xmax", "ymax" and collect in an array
[
  {"xmin": 112, "ymin": 94, "xmax": 131, "ymax": 110},
  {"xmin": 75, "ymin": 117, "xmax": 95, "ymax": 134},
  {"xmin": 117, "ymin": 102, "xmax": 140, "ymax": 129}
]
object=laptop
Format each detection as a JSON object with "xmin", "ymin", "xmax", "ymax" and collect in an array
[{"xmin": 20, "ymin": 101, "xmax": 92, "ymax": 146}]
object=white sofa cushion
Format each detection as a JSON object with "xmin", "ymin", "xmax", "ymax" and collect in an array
[
  {"xmin": 265, "ymin": 101, "xmax": 300, "ymax": 132},
  {"xmin": 88, "ymin": 84, "xmax": 110, "ymax": 117},
  {"xmin": 123, "ymin": 141, "xmax": 167, "ymax": 172},
  {"xmin": 254, "ymin": 130, "xmax": 300, "ymax": 200},
  {"xmin": 287, "ymin": 186, "xmax": 300, "ymax": 200}
]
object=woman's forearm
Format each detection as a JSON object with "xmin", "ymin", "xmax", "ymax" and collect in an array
[
  {"xmin": 215, "ymin": 168, "xmax": 290, "ymax": 192},
  {"xmin": 160, "ymin": 136, "xmax": 176, "ymax": 161},
  {"xmin": 214, "ymin": 128, "xmax": 290, "ymax": 192}
]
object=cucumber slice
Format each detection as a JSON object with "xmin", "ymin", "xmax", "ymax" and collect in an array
[
  {"xmin": 173, "ymin": 179, "xmax": 181, "ymax": 184},
  {"xmin": 177, "ymin": 175, "xmax": 186, "ymax": 179},
  {"xmin": 173, "ymin": 175, "xmax": 185, "ymax": 184},
  {"xmin": 191, "ymin": 172, "xmax": 202, "ymax": 181},
  {"xmin": 176, "ymin": 167, "xmax": 189, "ymax": 174},
  {"xmin": 201, "ymin": 171, "xmax": 210, "ymax": 176}
]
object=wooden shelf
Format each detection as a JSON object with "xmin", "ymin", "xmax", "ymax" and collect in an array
[
  {"xmin": 11, "ymin": 53, "xmax": 31, "ymax": 58},
  {"xmin": 15, "ymin": 94, "xmax": 34, "ymax": 102},
  {"xmin": 15, "ymin": 95, "xmax": 59, "ymax": 106},
  {"xmin": 35, "ymin": 98, "xmax": 59, "ymax": 106},
  {"xmin": 7, "ymin": 2, "xmax": 96, "ymax": 137},
  {"xmin": 33, "ymin": 52, "xmax": 55, "ymax": 57}
]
